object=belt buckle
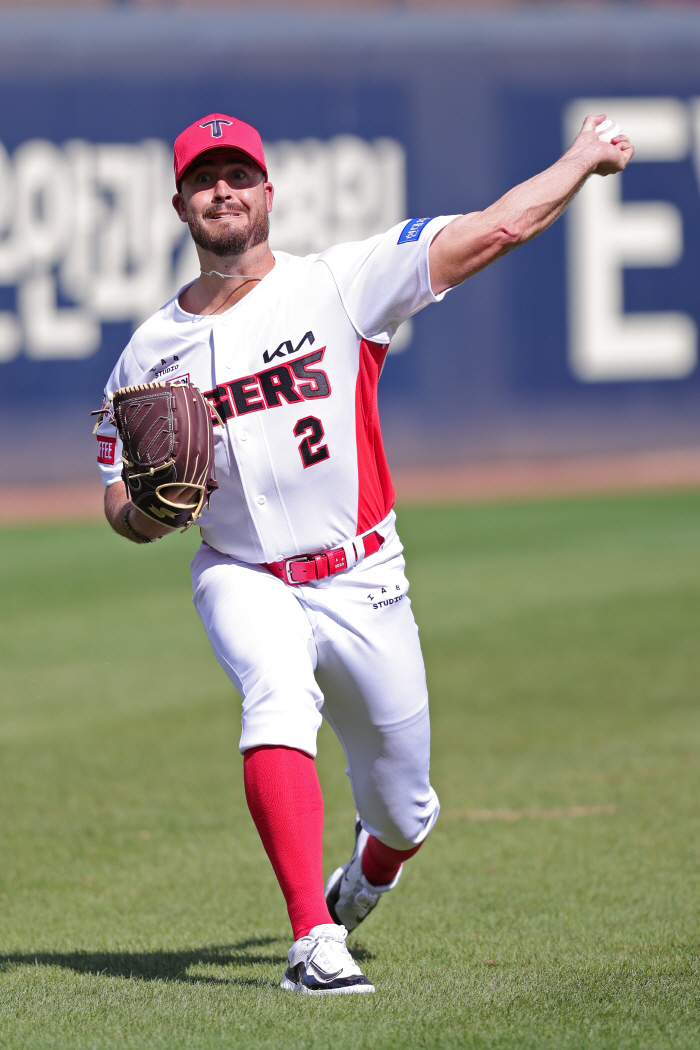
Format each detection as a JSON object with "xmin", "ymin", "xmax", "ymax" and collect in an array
[{"xmin": 285, "ymin": 554, "xmax": 311, "ymax": 585}]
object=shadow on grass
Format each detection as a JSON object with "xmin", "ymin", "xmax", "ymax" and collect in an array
[{"xmin": 0, "ymin": 937, "xmax": 376, "ymax": 987}]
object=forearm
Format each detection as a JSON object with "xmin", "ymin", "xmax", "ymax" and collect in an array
[
  {"xmin": 482, "ymin": 149, "xmax": 591, "ymax": 249},
  {"xmin": 429, "ymin": 114, "xmax": 633, "ymax": 294},
  {"xmin": 104, "ymin": 481, "xmax": 175, "ymax": 543},
  {"xmin": 431, "ymin": 151, "xmax": 591, "ymax": 292}
]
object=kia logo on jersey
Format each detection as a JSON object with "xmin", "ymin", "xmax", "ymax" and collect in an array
[
  {"xmin": 199, "ymin": 119, "xmax": 233, "ymax": 138},
  {"xmin": 263, "ymin": 331, "xmax": 315, "ymax": 364}
]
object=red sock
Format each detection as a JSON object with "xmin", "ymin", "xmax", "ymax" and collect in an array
[
  {"xmin": 361, "ymin": 835, "xmax": 423, "ymax": 887},
  {"xmin": 243, "ymin": 745, "xmax": 333, "ymax": 941}
]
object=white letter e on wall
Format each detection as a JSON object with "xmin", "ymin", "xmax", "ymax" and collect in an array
[{"xmin": 565, "ymin": 98, "xmax": 696, "ymax": 382}]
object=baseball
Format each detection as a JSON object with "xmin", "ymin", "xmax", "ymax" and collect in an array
[{"xmin": 596, "ymin": 117, "xmax": 624, "ymax": 143}]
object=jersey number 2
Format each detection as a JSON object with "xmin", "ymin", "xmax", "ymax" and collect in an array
[{"xmin": 294, "ymin": 416, "xmax": 330, "ymax": 468}]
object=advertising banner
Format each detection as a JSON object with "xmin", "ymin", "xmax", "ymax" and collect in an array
[{"xmin": 1, "ymin": 6, "xmax": 700, "ymax": 480}]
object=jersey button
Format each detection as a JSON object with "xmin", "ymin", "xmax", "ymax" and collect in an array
[
  {"xmin": 240, "ymin": 431, "xmax": 248, "ymax": 441},
  {"xmin": 257, "ymin": 495, "xmax": 266, "ymax": 505}
]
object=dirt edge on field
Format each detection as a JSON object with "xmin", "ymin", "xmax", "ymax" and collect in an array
[
  {"xmin": 3, "ymin": 447, "xmax": 700, "ymax": 526},
  {"xmin": 391, "ymin": 447, "xmax": 700, "ymax": 505}
]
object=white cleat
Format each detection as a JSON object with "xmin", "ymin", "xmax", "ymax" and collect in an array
[
  {"xmin": 324, "ymin": 819, "xmax": 402, "ymax": 932},
  {"xmin": 280, "ymin": 923, "xmax": 375, "ymax": 995}
]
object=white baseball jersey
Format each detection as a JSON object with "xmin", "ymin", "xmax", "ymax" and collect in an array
[{"xmin": 96, "ymin": 215, "xmax": 456, "ymax": 564}]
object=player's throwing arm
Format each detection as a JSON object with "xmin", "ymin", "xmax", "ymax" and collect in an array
[{"xmin": 429, "ymin": 113, "xmax": 632, "ymax": 292}]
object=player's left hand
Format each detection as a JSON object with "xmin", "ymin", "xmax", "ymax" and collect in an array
[
  {"xmin": 571, "ymin": 113, "xmax": 634, "ymax": 176},
  {"xmin": 98, "ymin": 379, "xmax": 219, "ymax": 533}
]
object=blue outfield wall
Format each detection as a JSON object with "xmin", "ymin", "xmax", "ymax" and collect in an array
[{"xmin": 1, "ymin": 4, "xmax": 700, "ymax": 481}]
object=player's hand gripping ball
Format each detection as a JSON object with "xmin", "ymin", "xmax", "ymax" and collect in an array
[
  {"xmin": 595, "ymin": 117, "xmax": 624, "ymax": 143},
  {"xmin": 99, "ymin": 380, "xmax": 218, "ymax": 531}
]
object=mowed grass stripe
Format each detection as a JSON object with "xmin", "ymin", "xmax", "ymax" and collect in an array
[{"xmin": 0, "ymin": 492, "xmax": 699, "ymax": 1049}]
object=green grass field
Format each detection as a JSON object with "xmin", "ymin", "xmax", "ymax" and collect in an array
[{"xmin": 1, "ymin": 491, "xmax": 700, "ymax": 1049}]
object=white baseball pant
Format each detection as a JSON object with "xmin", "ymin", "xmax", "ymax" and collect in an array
[{"xmin": 190, "ymin": 510, "xmax": 440, "ymax": 850}]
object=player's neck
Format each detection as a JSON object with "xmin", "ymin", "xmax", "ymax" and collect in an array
[{"xmin": 180, "ymin": 243, "xmax": 276, "ymax": 317}]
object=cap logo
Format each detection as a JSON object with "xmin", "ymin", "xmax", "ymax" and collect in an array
[{"xmin": 199, "ymin": 119, "xmax": 233, "ymax": 139}]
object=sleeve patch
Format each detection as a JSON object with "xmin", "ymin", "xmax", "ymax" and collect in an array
[
  {"xmin": 97, "ymin": 435, "xmax": 116, "ymax": 465},
  {"xmin": 397, "ymin": 217, "xmax": 434, "ymax": 244}
]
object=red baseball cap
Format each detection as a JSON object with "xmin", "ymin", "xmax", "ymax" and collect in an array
[{"xmin": 174, "ymin": 113, "xmax": 267, "ymax": 184}]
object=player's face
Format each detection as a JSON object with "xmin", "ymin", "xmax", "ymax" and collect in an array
[{"xmin": 173, "ymin": 149, "xmax": 274, "ymax": 258}]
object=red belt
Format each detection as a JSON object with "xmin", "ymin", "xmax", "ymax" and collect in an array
[{"xmin": 265, "ymin": 530, "xmax": 384, "ymax": 586}]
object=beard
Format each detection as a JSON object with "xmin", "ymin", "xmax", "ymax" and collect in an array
[{"xmin": 188, "ymin": 200, "xmax": 269, "ymax": 257}]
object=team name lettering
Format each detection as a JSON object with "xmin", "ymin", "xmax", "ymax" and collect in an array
[{"xmin": 204, "ymin": 348, "xmax": 331, "ymax": 426}]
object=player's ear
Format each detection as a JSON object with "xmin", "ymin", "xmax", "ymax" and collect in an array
[
  {"xmin": 265, "ymin": 181, "xmax": 274, "ymax": 214},
  {"xmin": 172, "ymin": 192, "xmax": 188, "ymax": 223}
]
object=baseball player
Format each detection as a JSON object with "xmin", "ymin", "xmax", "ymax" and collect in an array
[{"xmin": 96, "ymin": 111, "xmax": 632, "ymax": 995}]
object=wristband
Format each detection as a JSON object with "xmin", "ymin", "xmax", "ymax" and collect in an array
[{"xmin": 123, "ymin": 504, "xmax": 156, "ymax": 544}]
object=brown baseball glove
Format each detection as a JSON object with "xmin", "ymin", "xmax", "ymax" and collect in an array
[{"xmin": 94, "ymin": 379, "xmax": 218, "ymax": 531}]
